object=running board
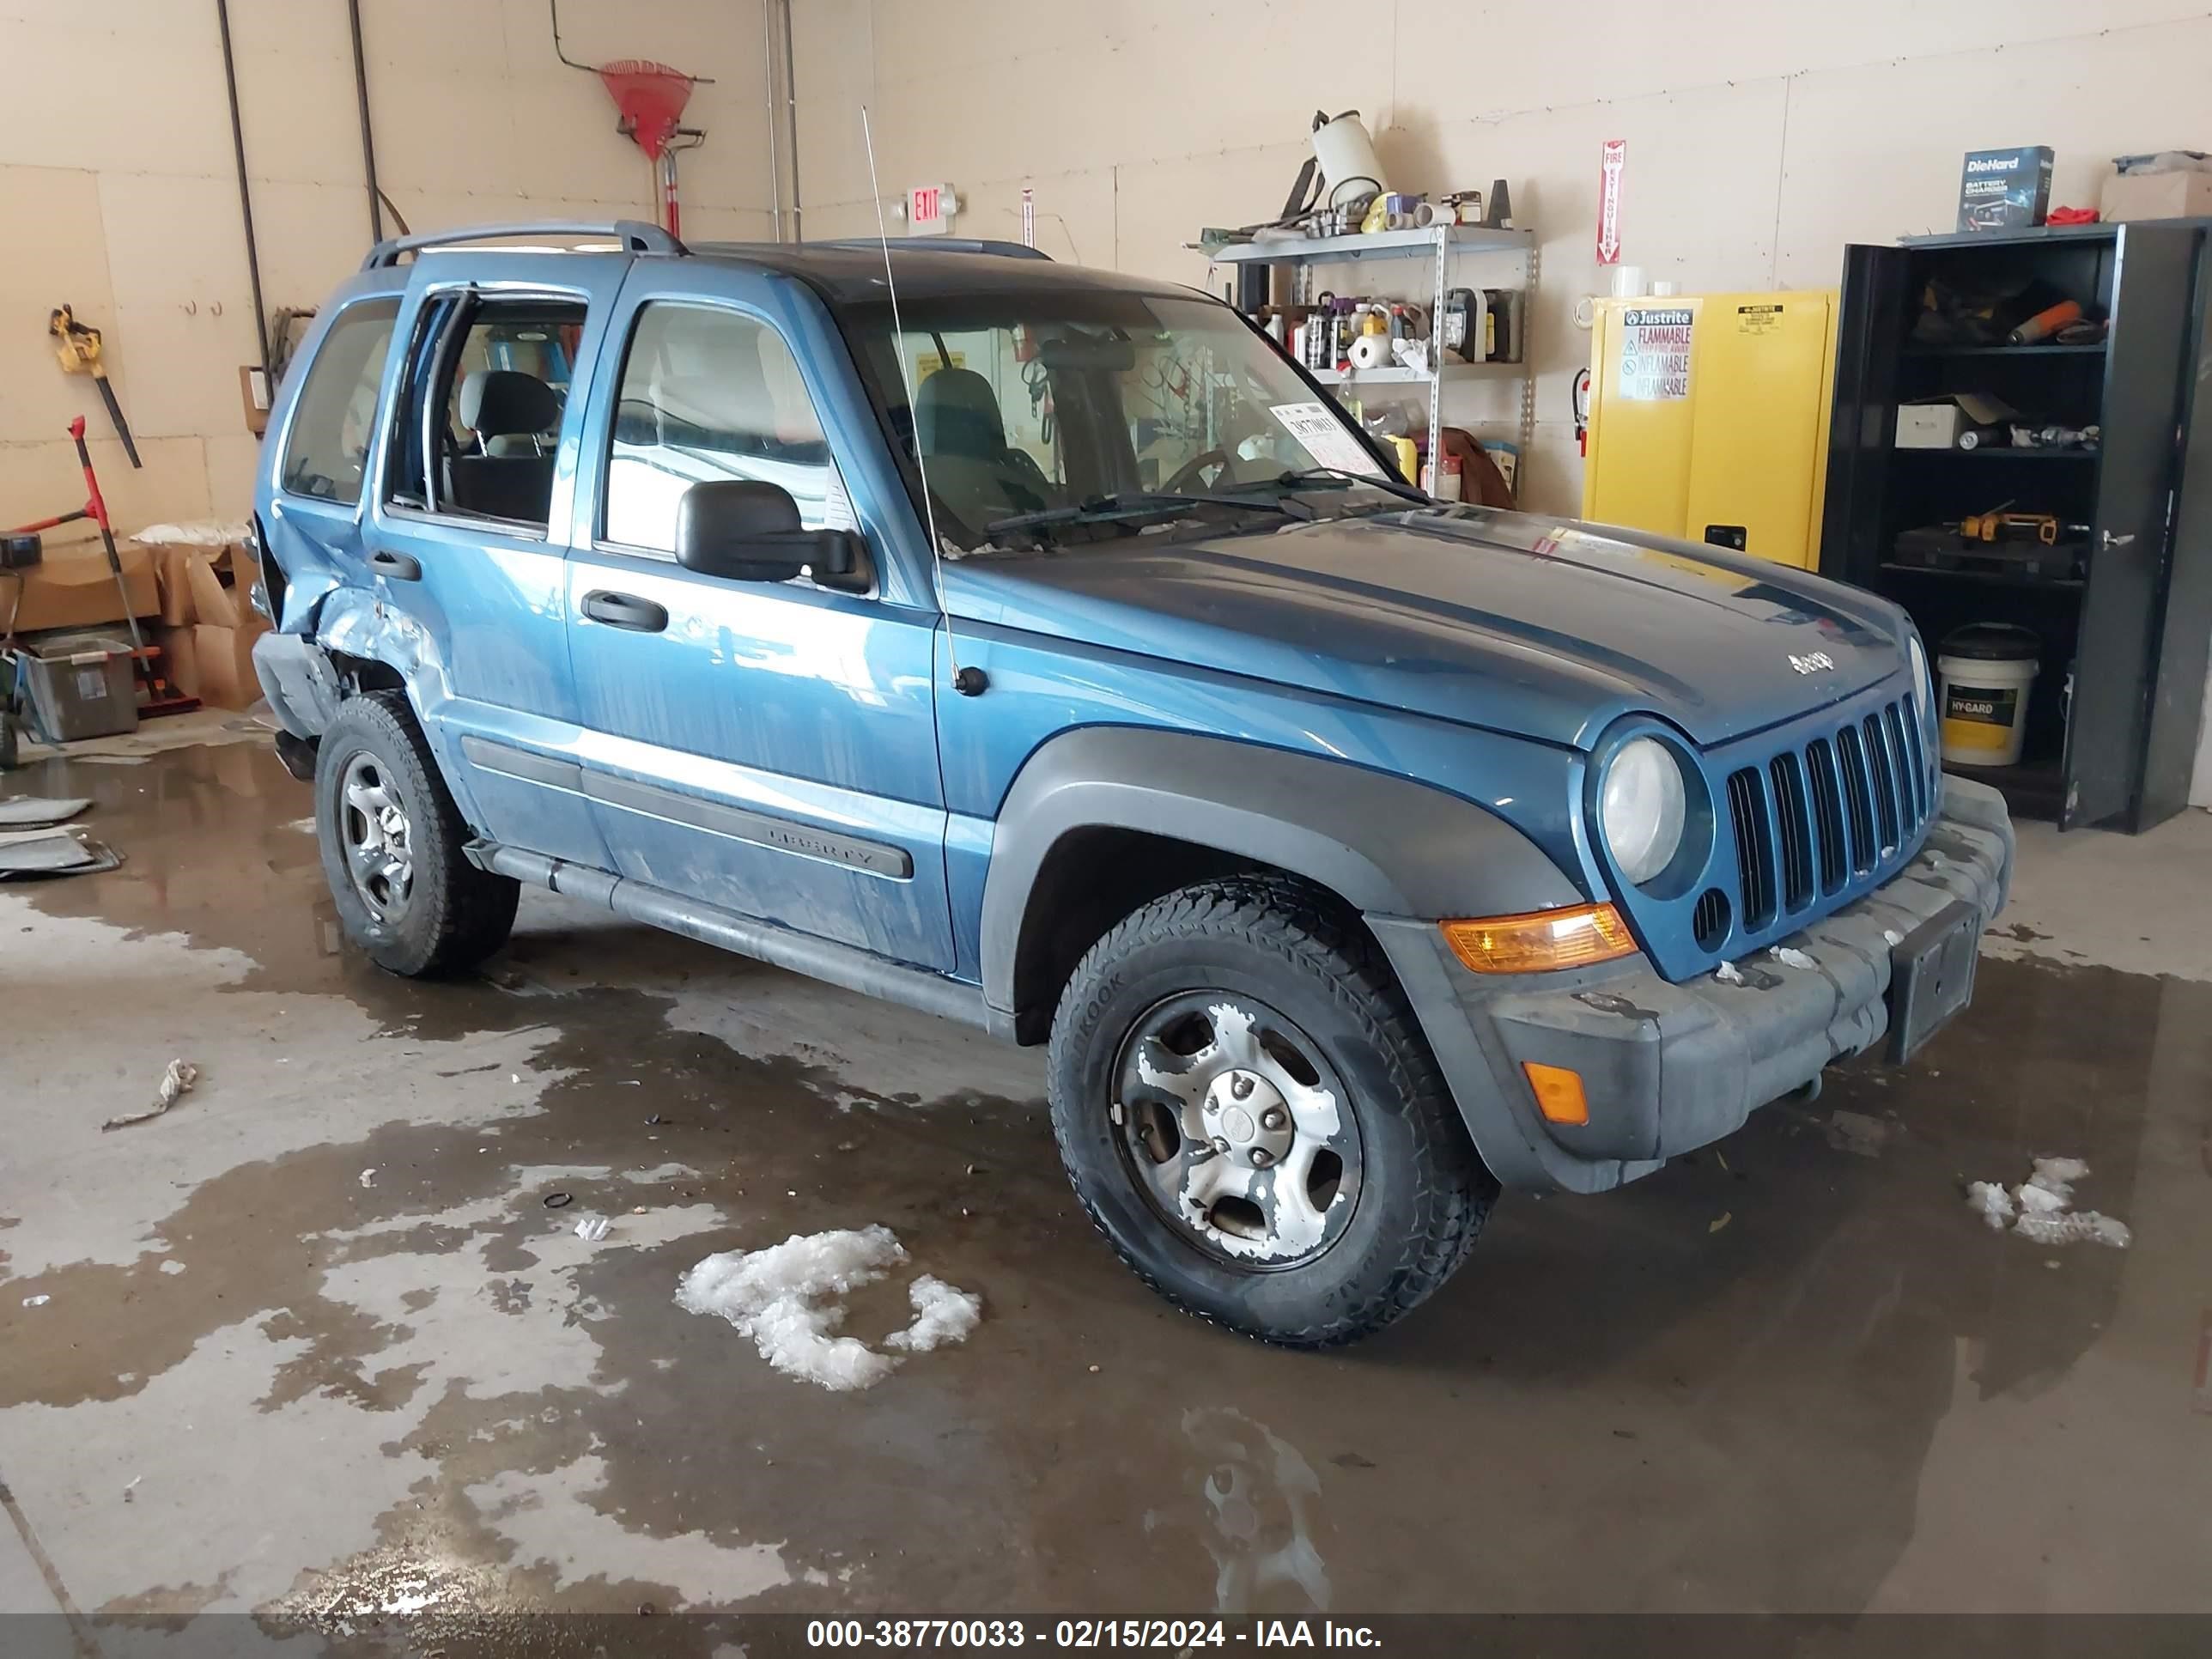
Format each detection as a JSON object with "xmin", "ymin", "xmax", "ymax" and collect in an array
[{"xmin": 470, "ymin": 842, "xmax": 1001, "ymax": 1036}]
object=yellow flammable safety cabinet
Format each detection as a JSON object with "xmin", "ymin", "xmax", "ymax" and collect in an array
[{"xmin": 1581, "ymin": 292, "xmax": 1838, "ymax": 570}]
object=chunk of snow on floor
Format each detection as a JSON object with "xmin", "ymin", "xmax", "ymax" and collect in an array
[
  {"xmin": 675, "ymin": 1226, "xmax": 981, "ymax": 1390},
  {"xmin": 882, "ymin": 1275, "xmax": 983, "ymax": 1353},
  {"xmin": 1966, "ymin": 1182, "xmax": 2014, "ymax": 1230},
  {"xmin": 1966, "ymin": 1156, "xmax": 2127, "ymax": 1247},
  {"xmin": 2014, "ymin": 1210, "xmax": 2131, "ymax": 1249},
  {"xmin": 1713, "ymin": 960, "xmax": 1744, "ymax": 985},
  {"xmin": 2029, "ymin": 1156, "xmax": 2088, "ymax": 1196},
  {"xmin": 1770, "ymin": 946, "xmax": 1817, "ymax": 969}
]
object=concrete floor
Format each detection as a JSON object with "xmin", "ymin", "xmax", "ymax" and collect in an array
[{"xmin": 2, "ymin": 727, "xmax": 2209, "ymax": 1644}]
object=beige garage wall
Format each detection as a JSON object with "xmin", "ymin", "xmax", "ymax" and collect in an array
[
  {"xmin": 793, "ymin": 0, "xmax": 2212, "ymax": 808},
  {"xmin": 0, "ymin": 0, "xmax": 780, "ymax": 550}
]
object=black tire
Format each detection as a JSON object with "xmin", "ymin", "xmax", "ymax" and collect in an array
[
  {"xmin": 315, "ymin": 690, "xmax": 518, "ymax": 978},
  {"xmin": 1048, "ymin": 874, "xmax": 1498, "ymax": 1347}
]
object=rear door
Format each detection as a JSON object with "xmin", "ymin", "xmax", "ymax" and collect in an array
[
  {"xmin": 562, "ymin": 262, "xmax": 954, "ymax": 969},
  {"xmin": 362, "ymin": 251, "xmax": 631, "ymax": 863}
]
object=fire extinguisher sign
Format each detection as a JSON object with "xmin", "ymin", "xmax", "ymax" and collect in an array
[{"xmin": 1596, "ymin": 139, "xmax": 1626, "ymax": 265}]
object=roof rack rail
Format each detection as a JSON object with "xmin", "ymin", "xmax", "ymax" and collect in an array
[
  {"xmin": 812, "ymin": 237, "xmax": 1053, "ymax": 262},
  {"xmin": 362, "ymin": 220, "xmax": 686, "ymax": 271}
]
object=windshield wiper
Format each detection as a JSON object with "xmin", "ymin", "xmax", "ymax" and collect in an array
[
  {"xmin": 981, "ymin": 466, "xmax": 1424, "ymax": 544},
  {"xmin": 985, "ymin": 489, "xmax": 1312, "ymax": 540},
  {"xmin": 1265, "ymin": 465, "xmax": 1430, "ymax": 505}
]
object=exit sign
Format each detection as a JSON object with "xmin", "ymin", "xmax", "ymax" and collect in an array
[{"xmin": 907, "ymin": 183, "xmax": 953, "ymax": 234}]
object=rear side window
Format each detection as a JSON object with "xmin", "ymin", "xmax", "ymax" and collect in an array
[
  {"xmin": 386, "ymin": 295, "xmax": 586, "ymax": 529},
  {"xmin": 280, "ymin": 299, "xmax": 399, "ymax": 501},
  {"xmin": 605, "ymin": 302, "xmax": 855, "ymax": 553}
]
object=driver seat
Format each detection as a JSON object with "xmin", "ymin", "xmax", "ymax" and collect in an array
[{"xmin": 914, "ymin": 368, "xmax": 1050, "ymax": 524}]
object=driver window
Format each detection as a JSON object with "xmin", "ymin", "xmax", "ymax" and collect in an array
[{"xmin": 605, "ymin": 301, "xmax": 857, "ymax": 554}]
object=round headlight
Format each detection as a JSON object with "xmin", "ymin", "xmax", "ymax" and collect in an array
[
  {"xmin": 1601, "ymin": 737, "xmax": 1687, "ymax": 886},
  {"xmin": 1909, "ymin": 635, "xmax": 1936, "ymax": 726}
]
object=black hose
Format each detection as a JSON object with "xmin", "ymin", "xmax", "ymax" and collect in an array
[
  {"xmin": 214, "ymin": 0, "xmax": 270, "ymax": 378},
  {"xmin": 346, "ymin": 0, "xmax": 384, "ymax": 243}
]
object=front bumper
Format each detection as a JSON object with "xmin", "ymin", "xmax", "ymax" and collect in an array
[{"xmin": 1371, "ymin": 776, "xmax": 2014, "ymax": 1194}]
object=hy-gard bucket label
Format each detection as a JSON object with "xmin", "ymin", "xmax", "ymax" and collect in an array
[{"xmin": 1945, "ymin": 684, "xmax": 2018, "ymax": 748}]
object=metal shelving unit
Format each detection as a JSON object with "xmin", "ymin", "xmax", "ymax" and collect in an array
[{"xmin": 1206, "ymin": 224, "xmax": 1540, "ymax": 489}]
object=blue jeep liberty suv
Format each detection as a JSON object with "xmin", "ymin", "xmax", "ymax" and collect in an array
[{"xmin": 251, "ymin": 222, "xmax": 2014, "ymax": 1346}]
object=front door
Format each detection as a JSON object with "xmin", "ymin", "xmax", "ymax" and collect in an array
[
  {"xmin": 361, "ymin": 252, "xmax": 631, "ymax": 864},
  {"xmin": 562, "ymin": 270, "xmax": 953, "ymax": 970}
]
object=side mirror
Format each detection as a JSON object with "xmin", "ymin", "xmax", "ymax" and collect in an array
[{"xmin": 674, "ymin": 480, "xmax": 861, "ymax": 585}]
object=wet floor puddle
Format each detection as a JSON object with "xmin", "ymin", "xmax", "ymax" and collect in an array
[{"xmin": 2, "ymin": 741, "xmax": 2207, "ymax": 1635}]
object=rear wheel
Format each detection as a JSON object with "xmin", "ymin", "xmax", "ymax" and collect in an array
[
  {"xmin": 1048, "ymin": 875, "xmax": 1497, "ymax": 1346},
  {"xmin": 315, "ymin": 691, "xmax": 517, "ymax": 977}
]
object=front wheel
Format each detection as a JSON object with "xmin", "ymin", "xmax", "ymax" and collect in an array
[{"xmin": 1048, "ymin": 876, "xmax": 1497, "ymax": 1346}]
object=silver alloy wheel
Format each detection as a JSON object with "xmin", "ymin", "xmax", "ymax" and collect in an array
[
  {"xmin": 1112, "ymin": 993, "xmax": 1362, "ymax": 1267},
  {"xmin": 338, "ymin": 752, "xmax": 415, "ymax": 923}
]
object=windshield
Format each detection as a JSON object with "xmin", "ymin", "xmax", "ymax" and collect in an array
[{"xmin": 842, "ymin": 288, "xmax": 1398, "ymax": 549}]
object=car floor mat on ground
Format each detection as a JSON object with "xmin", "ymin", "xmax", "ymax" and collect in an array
[
  {"xmin": 0, "ymin": 795, "xmax": 92, "ymax": 829},
  {"xmin": 0, "ymin": 830, "xmax": 123, "ymax": 879}
]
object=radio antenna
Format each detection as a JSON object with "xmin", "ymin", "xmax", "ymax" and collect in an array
[{"xmin": 862, "ymin": 106, "xmax": 985, "ymax": 696}]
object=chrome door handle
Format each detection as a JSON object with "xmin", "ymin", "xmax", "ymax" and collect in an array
[{"xmin": 2100, "ymin": 531, "xmax": 2136, "ymax": 551}]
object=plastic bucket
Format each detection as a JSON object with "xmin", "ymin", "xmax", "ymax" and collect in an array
[{"xmin": 1937, "ymin": 623, "xmax": 2039, "ymax": 769}]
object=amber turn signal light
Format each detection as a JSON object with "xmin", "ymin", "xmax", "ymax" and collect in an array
[
  {"xmin": 1521, "ymin": 1062, "xmax": 1589, "ymax": 1125},
  {"xmin": 1439, "ymin": 904, "xmax": 1637, "ymax": 974}
]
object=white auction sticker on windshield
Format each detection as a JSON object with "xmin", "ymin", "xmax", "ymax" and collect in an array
[{"xmin": 1268, "ymin": 402, "xmax": 1384, "ymax": 478}]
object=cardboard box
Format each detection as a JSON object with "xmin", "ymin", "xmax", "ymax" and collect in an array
[
  {"xmin": 228, "ymin": 540, "xmax": 264, "ymax": 616},
  {"xmin": 1897, "ymin": 403, "xmax": 1965, "ymax": 448},
  {"xmin": 1958, "ymin": 146, "xmax": 2054, "ymax": 232},
  {"xmin": 185, "ymin": 552, "xmax": 239, "ymax": 627},
  {"xmin": 153, "ymin": 623, "xmax": 201, "ymax": 699},
  {"xmin": 2102, "ymin": 168, "xmax": 2212, "ymax": 222},
  {"xmin": 1898, "ymin": 393, "xmax": 2015, "ymax": 450},
  {"xmin": 140, "ymin": 538, "xmax": 256, "ymax": 627},
  {"xmin": 192, "ymin": 616, "xmax": 270, "ymax": 708},
  {"xmin": 148, "ymin": 543, "xmax": 198, "ymax": 625},
  {"xmin": 0, "ymin": 544, "xmax": 159, "ymax": 635}
]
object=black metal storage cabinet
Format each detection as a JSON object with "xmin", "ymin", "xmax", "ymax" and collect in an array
[{"xmin": 1820, "ymin": 222, "xmax": 2212, "ymax": 831}]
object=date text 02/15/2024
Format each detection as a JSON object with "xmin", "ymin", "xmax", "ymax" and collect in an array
[{"xmin": 805, "ymin": 1620, "xmax": 1383, "ymax": 1648}]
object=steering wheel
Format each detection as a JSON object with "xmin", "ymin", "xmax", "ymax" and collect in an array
[{"xmin": 1163, "ymin": 448, "xmax": 1234, "ymax": 494}]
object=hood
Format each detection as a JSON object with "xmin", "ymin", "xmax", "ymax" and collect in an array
[{"xmin": 946, "ymin": 508, "xmax": 1908, "ymax": 750}]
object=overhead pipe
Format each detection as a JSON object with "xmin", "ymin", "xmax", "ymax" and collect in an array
[
  {"xmin": 762, "ymin": 0, "xmax": 785, "ymax": 240},
  {"xmin": 346, "ymin": 0, "xmax": 385, "ymax": 244},
  {"xmin": 214, "ymin": 0, "xmax": 271, "ymax": 379},
  {"xmin": 779, "ymin": 0, "xmax": 802, "ymax": 240}
]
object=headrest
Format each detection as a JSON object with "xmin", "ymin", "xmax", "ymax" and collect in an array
[
  {"xmin": 915, "ymin": 368, "xmax": 1007, "ymax": 459},
  {"xmin": 459, "ymin": 368, "xmax": 559, "ymax": 438}
]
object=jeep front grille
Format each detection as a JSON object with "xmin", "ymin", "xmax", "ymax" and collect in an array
[{"xmin": 1722, "ymin": 696, "xmax": 1928, "ymax": 934}]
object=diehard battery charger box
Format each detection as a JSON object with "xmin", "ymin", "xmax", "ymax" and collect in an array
[{"xmin": 1958, "ymin": 147, "xmax": 2053, "ymax": 231}]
